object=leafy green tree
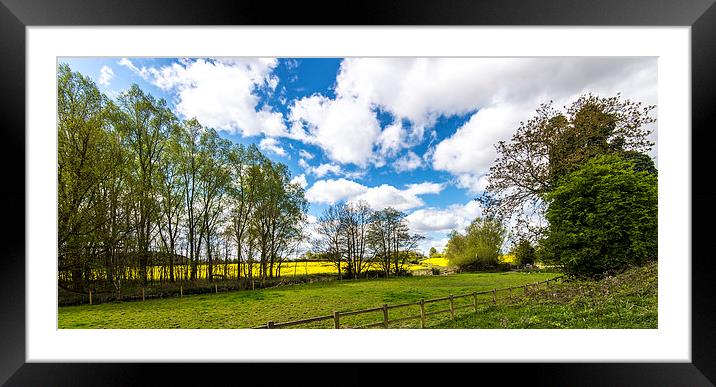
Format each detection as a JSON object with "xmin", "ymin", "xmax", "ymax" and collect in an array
[
  {"xmin": 445, "ymin": 217, "xmax": 506, "ymax": 271},
  {"xmin": 484, "ymin": 94, "xmax": 655, "ymax": 240},
  {"xmin": 227, "ymin": 143, "xmax": 262, "ymax": 280},
  {"xmin": 512, "ymin": 239, "xmax": 536, "ymax": 267},
  {"xmin": 58, "ymin": 64, "xmax": 117, "ymax": 289},
  {"xmin": 114, "ymin": 85, "xmax": 173, "ymax": 283},
  {"xmin": 367, "ymin": 207, "xmax": 423, "ymax": 277},
  {"xmin": 541, "ymin": 155, "xmax": 657, "ymax": 277}
]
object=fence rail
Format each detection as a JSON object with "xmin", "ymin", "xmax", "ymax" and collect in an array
[{"xmin": 254, "ymin": 275, "xmax": 564, "ymax": 329}]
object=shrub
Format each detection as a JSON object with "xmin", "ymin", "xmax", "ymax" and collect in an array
[{"xmin": 542, "ymin": 154, "xmax": 657, "ymax": 278}]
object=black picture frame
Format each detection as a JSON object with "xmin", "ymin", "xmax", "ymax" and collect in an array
[{"xmin": 2, "ymin": 0, "xmax": 715, "ymax": 385}]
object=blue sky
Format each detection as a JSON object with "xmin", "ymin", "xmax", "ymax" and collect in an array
[{"xmin": 60, "ymin": 57, "xmax": 658, "ymax": 253}]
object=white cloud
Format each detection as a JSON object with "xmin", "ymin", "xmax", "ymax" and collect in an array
[
  {"xmin": 394, "ymin": 151, "xmax": 424, "ymax": 173},
  {"xmin": 298, "ymin": 158, "xmax": 309, "ymax": 169},
  {"xmin": 404, "ymin": 182, "xmax": 444, "ymax": 195},
  {"xmin": 336, "ymin": 58, "xmax": 655, "ymax": 129},
  {"xmin": 432, "ymin": 105, "xmax": 519, "ymax": 176},
  {"xmin": 290, "ymin": 173, "xmax": 308, "ymax": 189},
  {"xmin": 406, "ymin": 200, "xmax": 483, "ymax": 234},
  {"xmin": 377, "ymin": 122, "xmax": 408, "ymax": 157},
  {"xmin": 353, "ymin": 185, "xmax": 426, "ymax": 211},
  {"xmin": 258, "ymin": 138, "xmax": 287, "ymax": 157},
  {"xmin": 309, "ymin": 163, "xmax": 342, "ymax": 178},
  {"xmin": 456, "ymin": 174, "xmax": 490, "ymax": 194},
  {"xmin": 289, "ymin": 95, "xmax": 380, "ymax": 167},
  {"xmin": 299, "ymin": 149, "xmax": 314, "ymax": 160},
  {"xmin": 305, "ymin": 178, "xmax": 368, "ymax": 204},
  {"xmin": 118, "ymin": 58, "xmax": 145, "ymax": 77},
  {"xmin": 118, "ymin": 57, "xmax": 285, "ymax": 137},
  {"xmin": 323, "ymin": 57, "xmax": 657, "ymax": 177},
  {"xmin": 305, "ymin": 179, "xmax": 444, "ymax": 212},
  {"xmin": 98, "ymin": 65, "xmax": 114, "ymax": 86}
]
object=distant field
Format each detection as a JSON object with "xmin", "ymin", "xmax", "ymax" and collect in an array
[
  {"xmin": 72, "ymin": 256, "xmax": 524, "ymax": 282},
  {"xmin": 76, "ymin": 258, "xmax": 452, "ymax": 283},
  {"xmin": 58, "ymin": 271, "xmax": 558, "ymax": 329}
]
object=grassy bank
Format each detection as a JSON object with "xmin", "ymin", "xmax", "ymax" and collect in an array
[{"xmin": 433, "ymin": 262, "xmax": 657, "ymax": 329}]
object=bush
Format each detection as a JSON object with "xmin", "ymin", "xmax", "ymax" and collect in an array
[{"xmin": 542, "ymin": 154, "xmax": 657, "ymax": 278}]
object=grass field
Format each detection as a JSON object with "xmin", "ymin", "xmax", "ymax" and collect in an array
[
  {"xmin": 58, "ymin": 271, "xmax": 558, "ymax": 329},
  {"xmin": 433, "ymin": 262, "xmax": 657, "ymax": 329}
]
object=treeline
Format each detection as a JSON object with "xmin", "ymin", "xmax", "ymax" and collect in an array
[
  {"xmin": 313, "ymin": 201, "xmax": 425, "ymax": 279},
  {"xmin": 58, "ymin": 64, "xmax": 308, "ymax": 292},
  {"xmin": 447, "ymin": 94, "xmax": 658, "ymax": 277}
]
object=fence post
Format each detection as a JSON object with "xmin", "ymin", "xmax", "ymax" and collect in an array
[
  {"xmin": 333, "ymin": 311, "xmax": 340, "ymax": 329},
  {"xmin": 382, "ymin": 304, "xmax": 389, "ymax": 328},
  {"xmin": 492, "ymin": 289, "xmax": 497, "ymax": 304},
  {"xmin": 472, "ymin": 292, "xmax": 478, "ymax": 313},
  {"xmin": 267, "ymin": 321, "xmax": 275, "ymax": 329},
  {"xmin": 419, "ymin": 299, "xmax": 426, "ymax": 328},
  {"xmin": 215, "ymin": 283, "xmax": 218, "ymax": 294},
  {"xmin": 180, "ymin": 285, "xmax": 183, "ymax": 298},
  {"xmin": 509, "ymin": 286, "xmax": 513, "ymax": 301},
  {"xmin": 142, "ymin": 287, "xmax": 145, "ymax": 301},
  {"xmin": 89, "ymin": 290, "xmax": 92, "ymax": 305},
  {"xmin": 449, "ymin": 295, "xmax": 455, "ymax": 319}
]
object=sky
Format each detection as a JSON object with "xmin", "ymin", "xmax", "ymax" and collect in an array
[{"xmin": 59, "ymin": 57, "xmax": 658, "ymax": 255}]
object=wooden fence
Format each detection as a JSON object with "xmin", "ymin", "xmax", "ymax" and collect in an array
[{"xmin": 254, "ymin": 275, "xmax": 565, "ymax": 329}]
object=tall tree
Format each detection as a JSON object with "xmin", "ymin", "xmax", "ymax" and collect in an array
[
  {"xmin": 58, "ymin": 64, "xmax": 117, "ymax": 289},
  {"xmin": 156, "ymin": 123, "xmax": 186, "ymax": 282},
  {"xmin": 484, "ymin": 94, "xmax": 655, "ymax": 241},
  {"xmin": 114, "ymin": 85, "xmax": 172, "ymax": 284},
  {"xmin": 176, "ymin": 119, "xmax": 204, "ymax": 280},
  {"xmin": 314, "ymin": 203, "xmax": 346, "ymax": 279},
  {"xmin": 227, "ymin": 143, "xmax": 261, "ymax": 281},
  {"xmin": 197, "ymin": 129, "xmax": 231, "ymax": 280},
  {"xmin": 339, "ymin": 201, "xmax": 372, "ymax": 279}
]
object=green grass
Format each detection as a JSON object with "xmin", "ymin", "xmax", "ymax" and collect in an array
[
  {"xmin": 433, "ymin": 262, "xmax": 657, "ymax": 329},
  {"xmin": 58, "ymin": 271, "xmax": 558, "ymax": 329}
]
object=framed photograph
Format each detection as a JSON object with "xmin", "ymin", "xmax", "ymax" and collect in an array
[{"xmin": 3, "ymin": 0, "xmax": 715, "ymax": 385}]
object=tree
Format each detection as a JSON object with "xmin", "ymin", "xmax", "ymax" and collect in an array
[
  {"xmin": 197, "ymin": 129, "xmax": 231, "ymax": 280},
  {"xmin": 58, "ymin": 64, "xmax": 120, "ymax": 290},
  {"xmin": 114, "ymin": 85, "xmax": 172, "ymax": 284},
  {"xmin": 512, "ymin": 239, "xmax": 536, "ymax": 267},
  {"xmin": 541, "ymin": 154, "xmax": 658, "ymax": 277},
  {"xmin": 338, "ymin": 200, "xmax": 372, "ymax": 279},
  {"xmin": 156, "ymin": 123, "xmax": 186, "ymax": 282},
  {"xmin": 252, "ymin": 158, "xmax": 307, "ymax": 280},
  {"xmin": 227, "ymin": 144, "xmax": 261, "ymax": 280},
  {"xmin": 56, "ymin": 63, "xmax": 312, "ymax": 292},
  {"xmin": 368, "ymin": 207, "xmax": 424, "ymax": 277},
  {"xmin": 175, "ymin": 119, "xmax": 204, "ymax": 280},
  {"xmin": 428, "ymin": 247, "xmax": 438, "ymax": 258},
  {"xmin": 314, "ymin": 203, "xmax": 346, "ymax": 278},
  {"xmin": 484, "ymin": 94, "xmax": 656, "ymax": 241},
  {"xmin": 445, "ymin": 217, "xmax": 506, "ymax": 271}
]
